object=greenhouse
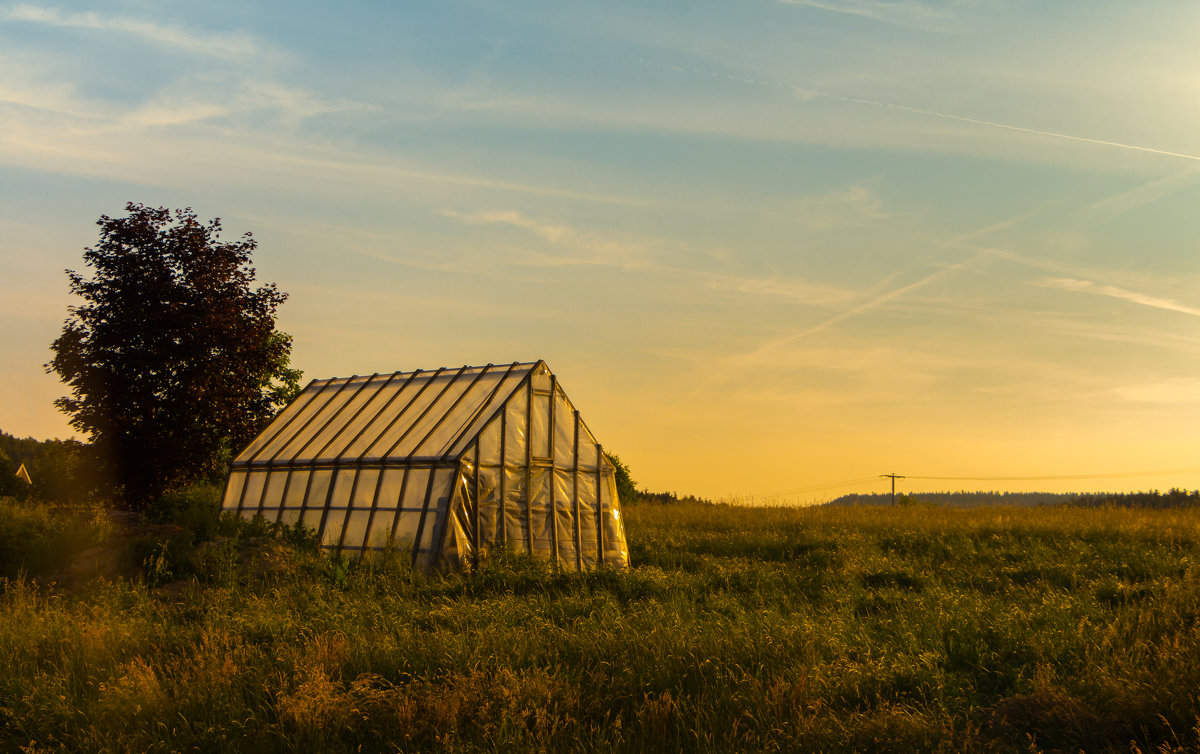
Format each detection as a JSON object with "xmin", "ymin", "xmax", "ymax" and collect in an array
[{"xmin": 220, "ymin": 361, "xmax": 629, "ymax": 571}]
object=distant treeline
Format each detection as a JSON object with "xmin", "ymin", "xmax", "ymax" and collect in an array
[
  {"xmin": 828, "ymin": 489, "xmax": 1200, "ymax": 509},
  {"xmin": 632, "ymin": 489, "xmax": 713, "ymax": 506},
  {"xmin": 0, "ymin": 431, "xmax": 95, "ymax": 503},
  {"xmin": 1070, "ymin": 488, "xmax": 1200, "ymax": 509}
]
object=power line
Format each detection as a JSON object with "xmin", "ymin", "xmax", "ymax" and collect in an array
[
  {"xmin": 733, "ymin": 475, "xmax": 883, "ymax": 501},
  {"xmin": 905, "ymin": 467, "xmax": 1200, "ymax": 482},
  {"xmin": 881, "ymin": 473, "xmax": 906, "ymax": 505},
  {"xmin": 754, "ymin": 477, "xmax": 885, "ymax": 496},
  {"xmin": 737, "ymin": 467, "xmax": 1200, "ymax": 505}
]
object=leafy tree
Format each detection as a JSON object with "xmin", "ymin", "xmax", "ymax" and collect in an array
[
  {"xmin": 604, "ymin": 452, "xmax": 639, "ymax": 503},
  {"xmin": 27, "ymin": 439, "xmax": 91, "ymax": 504},
  {"xmin": 47, "ymin": 203, "xmax": 301, "ymax": 508}
]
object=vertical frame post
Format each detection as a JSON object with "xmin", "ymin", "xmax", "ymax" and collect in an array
[
  {"xmin": 386, "ymin": 466, "xmax": 413, "ymax": 548},
  {"xmin": 410, "ymin": 465, "xmax": 440, "ymax": 568},
  {"xmin": 572, "ymin": 409, "xmax": 582, "ymax": 571},
  {"xmin": 548, "ymin": 376, "xmax": 559, "ymax": 568},
  {"xmin": 524, "ymin": 376, "xmax": 535, "ymax": 555},
  {"xmin": 596, "ymin": 442, "xmax": 604, "ymax": 566},
  {"xmin": 272, "ymin": 469, "xmax": 295, "ymax": 525},
  {"xmin": 499, "ymin": 405, "xmax": 508, "ymax": 547},
  {"xmin": 360, "ymin": 462, "xmax": 390, "ymax": 552},
  {"xmin": 472, "ymin": 442, "xmax": 481, "ymax": 570}
]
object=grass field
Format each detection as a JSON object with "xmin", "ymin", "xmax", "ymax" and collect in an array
[{"xmin": 2, "ymin": 497, "xmax": 1200, "ymax": 752}]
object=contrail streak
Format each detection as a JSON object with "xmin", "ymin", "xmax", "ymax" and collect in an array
[
  {"xmin": 649, "ymin": 58, "xmax": 1199, "ymax": 163},
  {"xmin": 828, "ymin": 92, "xmax": 1200, "ymax": 163},
  {"xmin": 687, "ymin": 249, "xmax": 992, "ymax": 396},
  {"xmin": 1038, "ymin": 277, "xmax": 1200, "ymax": 318},
  {"xmin": 741, "ymin": 249, "xmax": 992, "ymax": 363}
]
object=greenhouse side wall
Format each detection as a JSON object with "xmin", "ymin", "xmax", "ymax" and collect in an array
[{"xmin": 450, "ymin": 371, "xmax": 629, "ymax": 571}]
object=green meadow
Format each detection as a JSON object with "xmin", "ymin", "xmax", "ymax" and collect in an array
[{"xmin": 2, "ymin": 496, "xmax": 1200, "ymax": 752}]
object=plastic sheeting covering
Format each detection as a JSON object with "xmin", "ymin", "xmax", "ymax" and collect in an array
[{"xmin": 220, "ymin": 361, "xmax": 629, "ymax": 571}]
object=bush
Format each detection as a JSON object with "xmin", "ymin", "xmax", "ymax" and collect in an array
[
  {"xmin": 605, "ymin": 452, "xmax": 639, "ymax": 503},
  {"xmin": 0, "ymin": 498, "xmax": 111, "ymax": 579},
  {"xmin": 148, "ymin": 480, "xmax": 224, "ymax": 542}
]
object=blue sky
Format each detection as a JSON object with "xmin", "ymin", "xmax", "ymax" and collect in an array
[{"xmin": 3, "ymin": 1, "xmax": 1199, "ymax": 501}]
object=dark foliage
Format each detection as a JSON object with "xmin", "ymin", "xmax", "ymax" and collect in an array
[
  {"xmin": 604, "ymin": 452, "xmax": 638, "ymax": 503},
  {"xmin": 0, "ymin": 447, "xmax": 18, "ymax": 499},
  {"xmin": 0, "ymin": 431, "xmax": 94, "ymax": 503},
  {"xmin": 830, "ymin": 489, "xmax": 1200, "ymax": 509},
  {"xmin": 46, "ymin": 203, "xmax": 301, "ymax": 509},
  {"xmin": 1071, "ymin": 487, "xmax": 1200, "ymax": 509},
  {"xmin": 829, "ymin": 491, "xmax": 1076, "ymax": 507},
  {"xmin": 635, "ymin": 489, "xmax": 712, "ymax": 505}
]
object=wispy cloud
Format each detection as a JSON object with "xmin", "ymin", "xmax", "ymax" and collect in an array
[
  {"xmin": 792, "ymin": 184, "xmax": 902, "ymax": 230},
  {"xmin": 702, "ymin": 272, "xmax": 859, "ymax": 307},
  {"xmin": 746, "ymin": 250, "xmax": 993, "ymax": 357},
  {"xmin": 1037, "ymin": 277, "xmax": 1200, "ymax": 318},
  {"xmin": 1112, "ymin": 379, "xmax": 1200, "ymax": 405},
  {"xmin": 943, "ymin": 205, "xmax": 1056, "ymax": 247},
  {"xmin": 838, "ymin": 94, "xmax": 1200, "ymax": 163},
  {"xmin": 1076, "ymin": 169, "xmax": 1200, "ymax": 223},
  {"xmin": 636, "ymin": 54, "xmax": 1200, "ymax": 168},
  {"xmin": 0, "ymin": 79, "xmax": 656, "ymax": 208},
  {"xmin": 0, "ymin": 68, "xmax": 357, "ymax": 141},
  {"xmin": 692, "ymin": 250, "xmax": 994, "ymax": 394},
  {"xmin": 1029, "ymin": 315, "xmax": 1200, "ymax": 355},
  {"xmin": 776, "ymin": 0, "xmax": 956, "ymax": 30},
  {"xmin": 446, "ymin": 210, "xmax": 572, "ymax": 244},
  {"xmin": 237, "ymin": 79, "xmax": 366, "ymax": 125},
  {"xmin": 219, "ymin": 150, "xmax": 665, "ymax": 207},
  {"xmin": 443, "ymin": 209, "xmax": 664, "ymax": 270},
  {"xmin": 442, "ymin": 208, "xmax": 875, "ymax": 310},
  {"xmin": 0, "ymin": 52, "xmax": 95, "ymax": 119},
  {"xmin": 105, "ymin": 79, "xmax": 363, "ymax": 133},
  {"xmin": 115, "ymin": 98, "xmax": 229, "ymax": 130},
  {"xmin": 6, "ymin": 4, "xmax": 267, "ymax": 61}
]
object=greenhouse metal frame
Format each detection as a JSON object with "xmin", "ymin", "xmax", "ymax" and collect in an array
[{"xmin": 220, "ymin": 361, "xmax": 629, "ymax": 571}]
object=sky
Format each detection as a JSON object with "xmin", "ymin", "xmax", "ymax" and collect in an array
[{"xmin": 2, "ymin": 1, "xmax": 1199, "ymax": 503}]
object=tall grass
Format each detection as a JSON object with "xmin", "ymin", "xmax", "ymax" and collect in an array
[
  {"xmin": 0, "ymin": 497, "xmax": 111, "ymax": 580},
  {"xmin": 2, "ymin": 500, "xmax": 1200, "ymax": 751}
]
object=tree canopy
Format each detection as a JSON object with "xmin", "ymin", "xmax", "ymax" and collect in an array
[{"xmin": 47, "ymin": 203, "xmax": 301, "ymax": 508}]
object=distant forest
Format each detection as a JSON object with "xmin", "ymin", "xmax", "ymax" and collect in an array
[
  {"xmin": 0, "ymin": 431, "xmax": 93, "ymax": 503},
  {"xmin": 4, "ymin": 425, "xmax": 1199, "ymax": 511},
  {"xmin": 828, "ymin": 489, "xmax": 1200, "ymax": 509}
]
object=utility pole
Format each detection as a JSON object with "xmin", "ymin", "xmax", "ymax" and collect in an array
[{"xmin": 880, "ymin": 473, "xmax": 905, "ymax": 506}]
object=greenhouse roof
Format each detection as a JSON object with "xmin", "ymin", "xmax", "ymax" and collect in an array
[{"xmin": 233, "ymin": 361, "xmax": 539, "ymax": 469}]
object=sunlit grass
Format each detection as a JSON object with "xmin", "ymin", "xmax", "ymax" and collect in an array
[{"xmin": 2, "ymin": 499, "xmax": 1200, "ymax": 751}]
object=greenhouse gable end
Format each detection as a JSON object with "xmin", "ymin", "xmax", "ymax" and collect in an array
[{"xmin": 220, "ymin": 361, "xmax": 629, "ymax": 571}]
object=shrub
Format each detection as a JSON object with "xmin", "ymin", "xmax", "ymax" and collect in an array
[
  {"xmin": 148, "ymin": 480, "xmax": 224, "ymax": 542},
  {"xmin": 0, "ymin": 497, "xmax": 111, "ymax": 579}
]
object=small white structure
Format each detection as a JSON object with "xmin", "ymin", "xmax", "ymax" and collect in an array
[
  {"xmin": 220, "ymin": 361, "xmax": 628, "ymax": 571},
  {"xmin": 14, "ymin": 463, "xmax": 31, "ymax": 486}
]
